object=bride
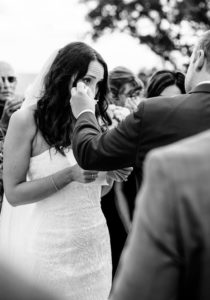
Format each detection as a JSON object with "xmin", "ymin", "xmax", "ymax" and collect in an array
[{"xmin": 0, "ymin": 42, "xmax": 131, "ymax": 300}]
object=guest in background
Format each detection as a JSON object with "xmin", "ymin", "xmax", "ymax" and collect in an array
[
  {"xmin": 108, "ymin": 66, "xmax": 145, "ymax": 222},
  {"xmin": 109, "ymin": 66, "xmax": 144, "ymax": 113},
  {"xmin": 0, "ymin": 61, "xmax": 23, "ymax": 135},
  {"xmin": 0, "ymin": 62, "xmax": 23, "ymax": 210},
  {"xmin": 146, "ymin": 70, "xmax": 186, "ymax": 98},
  {"xmin": 125, "ymin": 69, "xmax": 186, "ymax": 219}
]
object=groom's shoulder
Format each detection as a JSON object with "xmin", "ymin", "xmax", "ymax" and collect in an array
[
  {"xmin": 134, "ymin": 94, "xmax": 187, "ymax": 123},
  {"xmin": 144, "ymin": 93, "xmax": 186, "ymax": 111}
]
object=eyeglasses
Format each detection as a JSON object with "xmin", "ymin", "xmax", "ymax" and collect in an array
[{"xmin": 0, "ymin": 76, "xmax": 17, "ymax": 83}]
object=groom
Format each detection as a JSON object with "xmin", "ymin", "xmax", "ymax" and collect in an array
[{"xmin": 70, "ymin": 30, "xmax": 210, "ymax": 189}]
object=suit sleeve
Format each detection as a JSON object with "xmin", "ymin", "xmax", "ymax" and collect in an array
[
  {"xmin": 72, "ymin": 104, "xmax": 144, "ymax": 170},
  {"xmin": 109, "ymin": 151, "xmax": 181, "ymax": 300}
]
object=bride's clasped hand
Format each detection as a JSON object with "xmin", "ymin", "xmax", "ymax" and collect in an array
[{"xmin": 69, "ymin": 163, "xmax": 99, "ymax": 183}]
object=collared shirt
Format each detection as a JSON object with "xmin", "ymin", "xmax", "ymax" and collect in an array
[
  {"xmin": 197, "ymin": 81, "xmax": 210, "ymax": 85},
  {"xmin": 77, "ymin": 109, "xmax": 95, "ymax": 119}
]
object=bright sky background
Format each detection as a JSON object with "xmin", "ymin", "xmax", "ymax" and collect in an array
[{"xmin": 0, "ymin": 0, "xmax": 163, "ymax": 74}]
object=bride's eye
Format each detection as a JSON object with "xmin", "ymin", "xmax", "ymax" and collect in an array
[{"xmin": 82, "ymin": 78, "xmax": 91, "ymax": 85}]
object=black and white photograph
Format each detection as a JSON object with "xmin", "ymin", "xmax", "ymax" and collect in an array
[{"xmin": 0, "ymin": 1, "xmax": 210, "ymax": 299}]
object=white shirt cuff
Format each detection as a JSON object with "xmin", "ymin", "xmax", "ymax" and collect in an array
[{"xmin": 77, "ymin": 109, "xmax": 95, "ymax": 119}]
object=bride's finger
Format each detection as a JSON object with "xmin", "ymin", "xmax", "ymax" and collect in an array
[
  {"xmin": 84, "ymin": 170, "xmax": 98, "ymax": 175},
  {"xmin": 122, "ymin": 167, "xmax": 133, "ymax": 171},
  {"xmin": 115, "ymin": 173, "xmax": 127, "ymax": 180},
  {"xmin": 114, "ymin": 170, "xmax": 129, "ymax": 177},
  {"xmin": 86, "ymin": 174, "xmax": 98, "ymax": 181},
  {"xmin": 116, "ymin": 167, "xmax": 133, "ymax": 175}
]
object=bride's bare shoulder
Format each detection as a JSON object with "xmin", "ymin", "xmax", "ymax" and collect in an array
[{"xmin": 8, "ymin": 106, "xmax": 37, "ymax": 136}]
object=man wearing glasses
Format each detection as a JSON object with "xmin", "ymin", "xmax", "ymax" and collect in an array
[
  {"xmin": 0, "ymin": 61, "xmax": 23, "ymax": 135},
  {"xmin": 0, "ymin": 62, "xmax": 23, "ymax": 212}
]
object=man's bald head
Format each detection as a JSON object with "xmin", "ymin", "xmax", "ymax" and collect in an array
[{"xmin": 0, "ymin": 61, "xmax": 17, "ymax": 103}]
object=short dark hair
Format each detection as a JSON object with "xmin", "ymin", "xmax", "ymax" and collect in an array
[
  {"xmin": 109, "ymin": 66, "xmax": 144, "ymax": 100},
  {"xmin": 146, "ymin": 70, "xmax": 186, "ymax": 98}
]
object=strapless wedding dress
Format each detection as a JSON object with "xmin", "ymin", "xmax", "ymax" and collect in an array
[{"xmin": 0, "ymin": 148, "xmax": 112, "ymax": 300}]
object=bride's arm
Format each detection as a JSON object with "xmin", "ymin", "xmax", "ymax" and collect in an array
[{"xmin": 3, "ymin": 109, "xmax": 98, "ymax": 206}]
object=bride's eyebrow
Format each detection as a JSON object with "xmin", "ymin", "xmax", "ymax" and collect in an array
[
  {"xmin": 84, "ymin": 74, "xmax": 95, "ymax": 78},
  {"xmin": 85, "ymin": 74, "xmax": 104, "ymax": 81}
]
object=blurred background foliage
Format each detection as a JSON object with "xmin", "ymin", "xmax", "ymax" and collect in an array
[{"xmin": 80, "ymin": 0, "xmax": 210, "ymax": 69}]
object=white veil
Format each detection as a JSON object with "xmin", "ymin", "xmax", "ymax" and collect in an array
[{"xmin": 22, "ymin": 49, "xmax": 59, "ymax": 108}]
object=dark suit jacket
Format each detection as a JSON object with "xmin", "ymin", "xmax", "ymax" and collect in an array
[
  {"xmin": 72, "ymin": 83, "xmax": 210, "ymax": 188},
  {"xmin": 109, "ymin": 130, "xmax": 210, "ymax": 300}
]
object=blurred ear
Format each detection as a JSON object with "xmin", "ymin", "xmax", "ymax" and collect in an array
[{"xmin": 195, "ymin": 49, "xmax": 205, "ymax": 71}]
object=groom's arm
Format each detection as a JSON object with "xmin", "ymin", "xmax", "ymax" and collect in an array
[{"xmin": 72, "ymin": 104, "xmax": 144, "ymax": 171}]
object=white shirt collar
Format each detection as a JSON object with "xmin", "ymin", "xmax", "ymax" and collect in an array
[{"xmin": 197, "ymin": 81, "xmax": 210, "ymax": 86}]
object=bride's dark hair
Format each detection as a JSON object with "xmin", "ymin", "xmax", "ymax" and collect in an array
[{"xmin": 34, "ymin": 42, "xmax": 111, "ymax": 154}]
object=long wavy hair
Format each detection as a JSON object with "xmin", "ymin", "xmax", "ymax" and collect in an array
[{"xmin": 34, "ymin": 42, "xmax": 111, "ymax": 154}]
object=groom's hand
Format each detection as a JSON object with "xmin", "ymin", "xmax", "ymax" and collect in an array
[{"xmin": 70, "ymin": 82, "xmax": 96, "ymax": 119}]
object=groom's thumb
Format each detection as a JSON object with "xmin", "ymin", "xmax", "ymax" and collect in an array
[{"xmin": 71, "ymin": 87, "xmax": 76, "ymax": 96}]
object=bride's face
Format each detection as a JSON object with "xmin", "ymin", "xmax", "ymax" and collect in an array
[{"xmin": 69, "ymin": 60, "xmax": 104, "ymax": 99}]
